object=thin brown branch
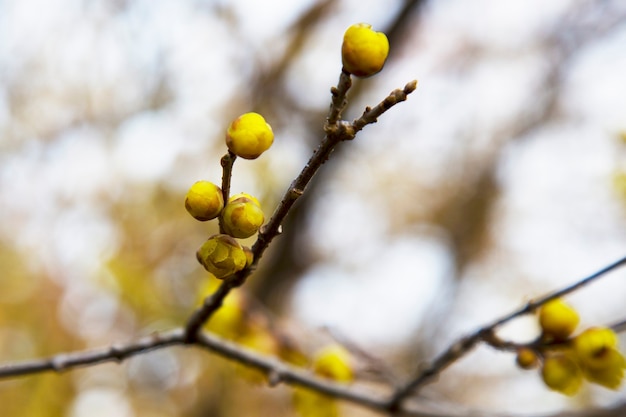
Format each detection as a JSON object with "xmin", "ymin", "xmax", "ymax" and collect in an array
[
  {"xmin": 387, "ymin": 255, "xmax": 626, "ymax": 411},
  {"xmin": 489, "ymin": 255, "xmax": 626, "ymax": 329},
  {"xmin": 0, "ymin": 327, "xmax": 439, "ymax": 416},
  {"xmin": 194, "ymin": 332, "xmax": 393, "ymax": 413},
  {"xmin": 197, "ymin": 331, "xmax": 456, "ymax": 417},
  {"xmin": 218, "ymin": 151, "xmax": 236, "ymax": 234},
  {"xmin": 352, "ymin": 80, "xmax": 418, "ymax": 133},
  {"xmin": 326, "ymin": 71, "xmax": 352, "ymax": 126}
]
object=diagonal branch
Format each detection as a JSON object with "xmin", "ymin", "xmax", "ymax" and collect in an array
[
  {"xmin": 387, "ymin": 255, "xmax": 626, "ymax": 411},
  {"xmin": 184, "ymin": 78, "xmax": 419, "ymax": 341},
  {"xmin": 194, "ymin": 332, "xmax": 393, "ymax": 413},
  {"xmin": 0, "ymin": 327, "xmax": 434, "ymax": 416},
  {"xmin": 0, "ymin": 329, "xmax": 184, "ymax": 379}
]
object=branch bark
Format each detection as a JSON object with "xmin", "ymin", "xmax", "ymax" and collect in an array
[{"xmin": 1, "ymin": 256, "xmax": 624, "ymax": 417}]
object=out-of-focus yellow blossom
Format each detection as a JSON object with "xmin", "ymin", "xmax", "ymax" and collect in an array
[
  {"xmin": 539, "ymin": 298, "xmax": 580, "ymax": 341},
  {"xmin": 516, "ymin": 347, "xmax": 540, "ymax": 370},
  {"xmin": 278, "ymin": 340, "xmax": 309, "ymax": 368},
  {"xmin": 234, "ymin": 324, "xmax": 279, "ymax": 384},
  {"xmin": 341, "ymin": 23, "xmax": 389, "ymax": 77},
  {"xmin": 312, "ymin": 344, "xmax": 354, "ymax": 383},
  {"xmin": 293, "ymin": 344, "xmax": 352, "ymax": 417},
  {"xmin": 574, "ymin": 327, "xmax": 619, "ymax": 368},
  {"xmin": 226, "ymin": 112, "xmax": 274, "ymax": 160},
  {"xmin": 583, "ymin": 352, "xmax": 625, "ymax": 390},
  {"xmin": 541, "ymin": 354, "xmax": 583, "ymax": 396},
  {"xmin": 574, "ymin": 327, "xmax": 625, "ymax": 390},
  {"xmin": 293, "ymin": 388, "xmax": 339, "ymax": 417},
  {"xmin": 196, "ymin": 280, "xmax": 246, "ymax": 340}
]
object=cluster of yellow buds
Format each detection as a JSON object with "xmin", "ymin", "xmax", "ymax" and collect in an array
[
  {"xmin": 514, "ymin": 298, "xmax": 625, "ymax": 395},
  {"xmin": 185, "ymin": 112, "xmax": 273, "ymax": 279}
]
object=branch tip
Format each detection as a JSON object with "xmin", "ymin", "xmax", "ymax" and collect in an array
[{"xmin": 405, "ymin": 79, "xmax": 418, "ymax": 93}]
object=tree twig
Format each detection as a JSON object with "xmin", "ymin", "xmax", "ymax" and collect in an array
[
  {"xmin": 184, "ymin": 78, "xmax": 418, "ymax": 341},
  {"xmin": 0, "ymin": 329, "xmax": 184, "ymax": 379},
  {"xmin": 0, "ymin": 327, "xmax": 429, "ymax": 416},
  {"xmin": 326, "ymin": 71, "xmax": 352, "ymax": 126},
  {"xmin": 218, "ymin": 151, "xmax": 236, "ymax": 234},
  {"xmin": 387, "ymin": 255, "xmax": 626, "ymax": 411},
  {"xmin": 352, "ymin": 80, "xmax": 418, "ymax": 133}
]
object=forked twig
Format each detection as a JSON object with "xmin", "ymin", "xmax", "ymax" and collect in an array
[{"xmin": 184, "ymin": 77, "xmax": 418, "ymax": 341}]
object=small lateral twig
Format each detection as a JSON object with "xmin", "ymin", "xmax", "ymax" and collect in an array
[
  {"xmin": 255, "ymin": 79, "xmax": 419, "ymax": 261},
  {"xmin": 352, "ymin": 80, "xmax": 418, "ymax": 133},
  {"xmin": 0, "ymin": 329, "xmax": 184, "ymax": 379},
  {"xmin": 218, "ymin": 151, "xmax": 236, "ymax": 234}
]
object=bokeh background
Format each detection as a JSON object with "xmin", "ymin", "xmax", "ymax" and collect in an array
[{"xmin": 1, "ymin": 0, "xmax": 626, "ymax": 416}]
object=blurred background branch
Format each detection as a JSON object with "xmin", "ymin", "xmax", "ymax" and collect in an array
[{"xmin": 1, "ymin": 0, "xmax": 626, "ymax": 416}]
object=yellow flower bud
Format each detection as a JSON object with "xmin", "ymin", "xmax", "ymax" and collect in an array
[
  {"xmin": 220, "ymin": 193, "xmax": 265, "ymax": 239},
  {"xmin": 230, "ymin": 192, "xmax": 261, "ymax": 207},
  {"xmin": 539, "ymin": 299, "xmax": 580, "ymax": 341},
  {"xmin": 293, "ymin": 388, "xmax": 338, "ymax": 417},
  {"xmin": 185, "ymin": 181, "xmax": 224, "ymax": 221},
  {"xmin": 582, "ymin": 349, "xmax": 625, "ymax": 390},
  {"xmin": 574, "ymin": 326, "xmax": 626, "ymax": 391},
  {"xmin": 541, "ymin": 354, "xmax": 583, "ymax": 396},
  {"xmin": 312, "ymin": 345, "xmax": 354, "ymax": 383},
  {"xmin": 235, "ymin": 326, "xmax": 279, "ymax": 384},
  {"xmin": 196, "ymin": 234, "xmax": 247, "ymax": 279},
  {"xmin": 516, "ymin": 348, "xmax": 540, "ymax": 370},
  {"xmin": 341, "ymin": 23, "xmax": 389, "ymax": 77},
  {"xmin": 196, "ymin": 280, "xmax": 246, "ymax": 339},
  {"xmin": 226, "ymin": 112, "xmax": 274, "ymax": 160},
  {"xmin": 573, "ymin": 327, "xmax": 623, "ymax": 371}
]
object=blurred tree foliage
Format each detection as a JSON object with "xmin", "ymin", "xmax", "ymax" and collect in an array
[{"xmin": 1, "ymin": 0, "xmax": 626, "ymax": 416}]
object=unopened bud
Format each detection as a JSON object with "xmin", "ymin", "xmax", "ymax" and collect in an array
[{"xmin": 196, "ymin": 234, "xmax": 247, "ymax": 279}]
